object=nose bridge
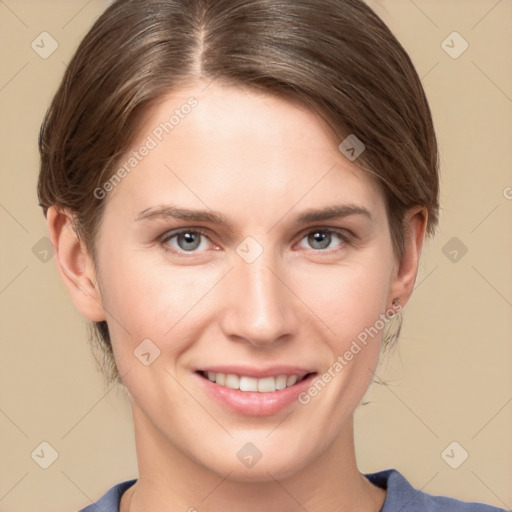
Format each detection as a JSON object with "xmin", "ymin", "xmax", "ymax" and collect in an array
[{"xmin": 221, "ymin": 245, "xmax": 295, "ymax": 345}]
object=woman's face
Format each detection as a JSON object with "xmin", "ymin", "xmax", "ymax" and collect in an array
[{"xmin": 82, "ymin": 82, "xmax": 412, "ymax": 480}]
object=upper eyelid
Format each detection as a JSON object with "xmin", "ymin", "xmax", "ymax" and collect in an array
[
  {"xmin": 298, "ymin": 226, "xmax": 352, "ymax": 238},
  {"xmin": 160, "ymin": 227, "xmax": 210, "ymax": 240}
]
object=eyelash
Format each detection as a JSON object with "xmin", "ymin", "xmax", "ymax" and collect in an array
[{"xmin": 159, "ymin": 227, "xmax": 354, "ymax": 256}]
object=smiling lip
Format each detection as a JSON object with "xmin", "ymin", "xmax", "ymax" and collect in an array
[{"xmin": 195, "ymin": 365, "xmax": 317, "ymax": 416}]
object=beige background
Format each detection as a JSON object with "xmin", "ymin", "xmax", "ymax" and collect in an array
[{"xmin": 0, "ymin": 1, "xmax": 511, "ymax": 511}]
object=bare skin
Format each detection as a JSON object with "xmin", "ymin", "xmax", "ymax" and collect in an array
[{"xmin": 48, "ymin": 81, "xmax": 426, "ymax": 512}]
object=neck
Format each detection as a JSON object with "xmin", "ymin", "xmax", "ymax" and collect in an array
[{"xmin": 121, "ymin": 403, "xmax": 385, "ymax": 512}]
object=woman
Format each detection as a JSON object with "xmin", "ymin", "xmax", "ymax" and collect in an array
[{"xmin": 37, "ymin": 0, "xmax": 507, "ymax": 510}]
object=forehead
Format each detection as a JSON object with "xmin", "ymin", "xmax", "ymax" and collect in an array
[{"xmin": 103, "ymin": 82, "xmax": 386, "ymax": 227}]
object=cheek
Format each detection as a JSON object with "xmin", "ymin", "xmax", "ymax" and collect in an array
[
  {"xmin": 291, "ymin": 256, "xmax": 392, "ymax": 348},
  {"xmin": 96, "ymin": 251, "xmax": 223, "ymax": 359},
  {"xmin": 289, "ymin": 258, "xmax": 392, "ymax": 446}
]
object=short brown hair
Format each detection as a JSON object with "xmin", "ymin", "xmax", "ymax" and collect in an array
[{"xmin": 38, "ymin": 0, "xmax": 439, "ymax": 385}]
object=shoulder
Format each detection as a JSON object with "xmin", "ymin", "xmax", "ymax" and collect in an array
[
  {"xmin": 364, "ymin": 468, "xmax": 509, "ymax": 512},
  {"xmin": 77, "ymin": 479, "xmax": 137, "ymax": 512}
]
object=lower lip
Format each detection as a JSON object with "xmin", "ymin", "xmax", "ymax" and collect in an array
[{"xmin": 195, "ymin": 372, "xmax": 317, "ymax": 416}]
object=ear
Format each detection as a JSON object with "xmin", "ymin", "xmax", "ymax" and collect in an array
[
  {"xmin": 388, "ymin": 207, "xmax": 428, "ymax": 308},
  {"xmin": 46, "ymin": 206, "xmax": 106, "ymax": 322}
]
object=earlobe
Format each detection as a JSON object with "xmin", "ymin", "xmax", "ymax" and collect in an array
[
  {"xmin": 388, "ymin": 207, "xmax": 428, "ymax": 308},
  {"xmin": 46, "ymin": 206, "xmax": 106, "ymax": 322}
]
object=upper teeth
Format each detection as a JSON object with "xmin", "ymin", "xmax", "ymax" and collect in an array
[{"xmin": 205, "ymin": 372, "xmax": 305, "ymax": 392}]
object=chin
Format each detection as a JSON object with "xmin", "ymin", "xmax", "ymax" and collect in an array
[{"xmin": 198, "ymin": 441, "xmax": 315, "ymax": 483}]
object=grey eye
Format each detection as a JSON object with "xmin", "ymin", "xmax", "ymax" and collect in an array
[
  {"xmin": 176, "ymin": 231, "xmax": 202, "ymax": 251},
  {"xmin": 307, "ymin": 230, "xmax": 333, "ymax": 250}
]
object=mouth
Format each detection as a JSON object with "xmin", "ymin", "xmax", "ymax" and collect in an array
[
  {"xmin": 194, "ymin": 368, "xmax": 318, "ymax": 416},
  {"xmin": 197, "ymin": 370, "xmax": 315, "ymax": 393}
]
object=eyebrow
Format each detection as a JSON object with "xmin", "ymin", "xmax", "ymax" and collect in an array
[
  {"xmin": 296, "ymin": 204, "xmax": 373, "ymax": 224},
  {"xmin": 136, "ymin": 206, "xmax": 229, "ymax": 224},
  {"xmin": 135, "ymin": 203, "xmax": 373, "ymax": 227}
]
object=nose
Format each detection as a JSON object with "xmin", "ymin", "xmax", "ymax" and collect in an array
[{"xmin": 218, "ymin": 249, "xmax": 298, "ymax": 347}]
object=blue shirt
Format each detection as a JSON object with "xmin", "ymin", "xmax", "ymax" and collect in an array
[{"xmin": 78, "ymin": 468, "xmax": 508, "ymax": 511}]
